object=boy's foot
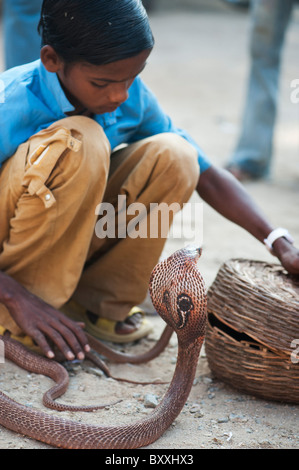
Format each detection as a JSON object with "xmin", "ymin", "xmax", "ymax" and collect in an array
[
  {"xmin": 62, "ymin": 302, "xmax": 153, "ymax": 343},
  {"xmin": 115, "ymin": 311, "xmax": 143, "ymax": 335},
  {"xmin": 86, "ymin": 307, "xmax": 153, "ymax": 343}
]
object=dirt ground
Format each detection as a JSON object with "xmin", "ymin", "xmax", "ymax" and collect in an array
[{"xmin": 0, "ymin": 1, "xmax": 299, "ymax": 451}]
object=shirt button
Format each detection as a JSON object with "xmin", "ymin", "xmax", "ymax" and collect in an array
[{"xmin": 45, "ymin": 194, "xmax": 51, "ymax": 201}]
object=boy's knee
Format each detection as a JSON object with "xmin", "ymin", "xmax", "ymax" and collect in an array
[
  {"xmin": 23, "ymin": 116, "xmax": 111, "ymax": 209},
  {"xmin": 149, "ymin": 133, "xmax": 199, "ymax": 188},
  {"xmin": 48, "ymin": 116, "xmax": 111, "ymax": 185},
  {"xmin": 53, "ymin": 115, "xmax": 110, "ymax": 159},
  {"xmin": 59, "ymin": 116, "xmax": 107, "ymax": 141}
]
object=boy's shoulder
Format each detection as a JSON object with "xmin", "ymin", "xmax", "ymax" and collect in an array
[
  {"xmin": 1, "ymin": 59, "xmax": 41, "ymax": 83},
  {"xmin": 0, "ymin": 60, "xmax": 49, "ymax": 164},
  {"xmin": 1, "ymin": 60, "xmax": 41, "ymax": 101}
]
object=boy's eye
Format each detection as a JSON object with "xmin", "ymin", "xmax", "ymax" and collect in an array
[{"xmin": 91, "ymin": 82, "xmax": 108, "ymax": 89}]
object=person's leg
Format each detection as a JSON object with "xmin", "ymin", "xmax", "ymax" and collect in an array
[
  {"xmin": 71, "ymin": 133, "xmax": 199, "ymax": 337},
  {"xmin": 227, "ymin": 0, "xmax": 293, "ymax": 179},
  {"xmin": 0, "ymin": 116, "xmax": 110, "ymax": 335},
  {"xmin": 3, "ymin": 0, "xmax": 43, "ymax": 69}
]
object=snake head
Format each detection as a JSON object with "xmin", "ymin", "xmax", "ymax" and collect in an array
[{"xmin": 149, "ymin": 246, "xmax": 207, "ymax": 346}]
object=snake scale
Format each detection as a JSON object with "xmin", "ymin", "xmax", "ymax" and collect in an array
[{"xmin": 0, "ymin": 246, "xmax": 207, "ymax": 449}]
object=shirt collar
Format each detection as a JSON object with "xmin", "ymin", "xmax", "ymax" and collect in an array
[{"xmin": 99, "ymin": 107, "xmax": 123, "ymax": 126}]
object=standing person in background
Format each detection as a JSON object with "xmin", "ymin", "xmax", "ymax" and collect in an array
[
  {"xmin": 3, "ymin": 0, "xmax": 43, "ymax": 70},
  {"xmin": 226, "ymin": 0, "xmax": 295, "ymax": 181}
]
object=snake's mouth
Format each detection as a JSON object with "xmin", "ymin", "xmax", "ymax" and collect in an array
[{"xmin": 183, "ymin": 245, "xmax": 202, "ymax": 261}]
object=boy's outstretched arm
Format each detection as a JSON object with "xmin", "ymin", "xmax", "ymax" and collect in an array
[{"xmin": 196, "ymin": 166, "xmax": 299, "ymax": 275}]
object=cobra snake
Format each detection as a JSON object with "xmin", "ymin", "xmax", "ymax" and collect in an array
[{"xmin": 0, "ymin": 246, "xmax": 207, "ymax": 449}]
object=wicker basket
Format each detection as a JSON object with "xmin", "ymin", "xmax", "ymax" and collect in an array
[{"xmin": 205, "ymin": 259, "xmax": 299, "ymax": 403}]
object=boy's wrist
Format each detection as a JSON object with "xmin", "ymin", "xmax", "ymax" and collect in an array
[
  {"xmin": 263, "ymin": 228, "xmax": 294, "ymax": 254},
  {"xmin": 0, "ymin": 271, "xmax": 25, "ymax": 307}
]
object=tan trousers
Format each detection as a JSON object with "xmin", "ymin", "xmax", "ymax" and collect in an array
[{"xmin": 0, "ymin": 116, "xmax": 199, "ymax": 335}]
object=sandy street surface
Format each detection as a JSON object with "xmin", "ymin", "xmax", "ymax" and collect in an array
[{"xmin": 0, "ymin": 1, "xmax": 298, "ymax": 451}]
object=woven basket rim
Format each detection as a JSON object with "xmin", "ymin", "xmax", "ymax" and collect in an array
[{"xmin": 215, "ymin": 258, "xmax": 299, "ymax": 303}]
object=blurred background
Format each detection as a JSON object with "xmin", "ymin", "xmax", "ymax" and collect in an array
[
  {"xmin": 141, "ymin": 0, "xmax": 299, "ymax": 182},
  {"xmin": 0, "ymin": 0, "xmax": 298, "ymax": 285}
]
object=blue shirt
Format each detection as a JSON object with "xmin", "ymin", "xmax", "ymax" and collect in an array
[{"xmin": 0, "ymin": 60, "xmax": 211, "ymax": 172}]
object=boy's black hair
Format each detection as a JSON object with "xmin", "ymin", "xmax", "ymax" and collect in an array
[{"xmin": 38, "ymin": 0, "xmax": 154, "ymax": 65}]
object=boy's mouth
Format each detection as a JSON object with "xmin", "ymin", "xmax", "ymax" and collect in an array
[{"xmin": 95, "ymin": 103, "xmax": 122, "ymax": 114}]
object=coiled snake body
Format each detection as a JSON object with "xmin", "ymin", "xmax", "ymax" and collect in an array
[{"xmin": 0, "ymin": 246, "xmax": 207, "ymax": 449}]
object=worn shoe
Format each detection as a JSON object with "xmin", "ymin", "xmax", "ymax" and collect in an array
[{"xmin": 61, "ymin": 302, "xmax": 153, "ymax": 344}]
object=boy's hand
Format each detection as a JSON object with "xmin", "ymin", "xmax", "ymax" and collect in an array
[
  {"xmin": 272, "ymin": 237, "xmax": 299, "ymax": 275},
  {"xmin": 0, "ymin": 272, "xmax": 90, "ymax": 360}
]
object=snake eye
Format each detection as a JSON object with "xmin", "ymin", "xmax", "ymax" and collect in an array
[
  {"xmin": 162, "ymin": 290, "xmax": 172, "ymax": 316},
  {"xmin": 177, "ymin": 294, "xmax": 193, "ymax": 313},
  {"xmin": 163, "ymin": 290, "xmax": 170, "ymax": 304}
]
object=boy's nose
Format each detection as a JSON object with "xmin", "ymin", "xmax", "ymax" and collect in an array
[{"xmin": 109, "ymin": 83, "xmax": 129, "ymax": 105}]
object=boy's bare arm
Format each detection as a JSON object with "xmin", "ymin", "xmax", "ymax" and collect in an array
[
  {"xmin": 0, "ymin": 271, "xmax": 90, "ymax": 360},
  {"xmin": 197, "ymin": 166, "xmax": 299, "ymax": 275}
]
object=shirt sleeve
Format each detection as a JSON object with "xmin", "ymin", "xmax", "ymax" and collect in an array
[
  {"xmin": 0, "ymin": 66, "xmax": 40, "ymax": 166},
  {"xmin": 129, "ymin": 78, "xmax": 211, "ymax": 173}
]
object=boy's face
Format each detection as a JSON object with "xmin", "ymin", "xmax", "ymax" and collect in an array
[{"xmin": 41, "ymin": 48, "xmax": 151, "ymax": 115}]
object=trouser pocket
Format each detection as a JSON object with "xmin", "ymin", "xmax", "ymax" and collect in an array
[{"xmin": 22, "ymin": 127, "xmax": 82, "ymax": 208}]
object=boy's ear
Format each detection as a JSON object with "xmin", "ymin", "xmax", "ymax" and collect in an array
[{"xmin": 40, "ymin": 45, "xmax": 63, "ymax": 73}]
